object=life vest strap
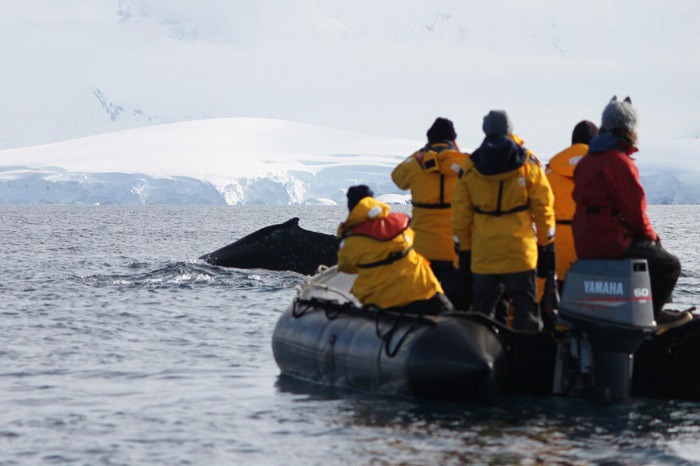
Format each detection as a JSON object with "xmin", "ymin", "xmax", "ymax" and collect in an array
[
  {"xmin": 412, "ymin": 202, "xmax": 451, "ymax": 209},
  {"xmin": 472, "ymin": 178, "xmax": 530, "ymax": 217},
  {"xmin": 356, "ymin": 247, "xmax": 413, "ymax": 269},
  {"xmin": 474, "ymin": 203, "xmax": 529, "ymax": 217},
  {"xmin": 556, "ymin": 219, "xmax": 572, "ymax": 225}
]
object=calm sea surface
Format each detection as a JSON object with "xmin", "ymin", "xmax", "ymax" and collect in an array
[{"xmin": 1, "ymin": 205, "xmax": 700, "ymax": 466}]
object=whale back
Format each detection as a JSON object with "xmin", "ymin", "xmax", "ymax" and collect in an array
[{"xmin": 200, "ymin": 217, "xmax": 339, "ymax": 275}]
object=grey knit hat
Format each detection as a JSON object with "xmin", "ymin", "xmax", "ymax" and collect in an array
[
  {"xmin": 482, "ymin": 110, "xmax": 513, "ymax": 136},
  {"xmin": 601, "ymin": 96, "xmax": 638, "ymax": 132}
]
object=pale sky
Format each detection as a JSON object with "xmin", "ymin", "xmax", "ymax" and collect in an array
[{"xmin": 1, "ymin": 1, "xmax": 699, "ymax": 154}]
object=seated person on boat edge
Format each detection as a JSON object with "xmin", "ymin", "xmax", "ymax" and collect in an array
[
  {"xmin": 572, "ymin": 96, "xmax": 692, "ymax": 332},
  {"xmin": 337, "ymin": 185, "xmax": 453, "ymax": 315},
  {"xmin": 391, "ymin": 117, "xmax": 470, "ymax": 309}
]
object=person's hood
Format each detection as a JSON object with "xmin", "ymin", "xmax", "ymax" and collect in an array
[
  {"xmin": 420, "ymin": 142, "xmax": 465, "ymax": 176},
  {"xmin": 470, "ymin": 135, "xmax": 528, "ymax": 180},
  {"xmin": 338, "ymin": 197, "xmax": 391, "ymax": 234},
  {"xmin": 547, "ymin": 143, "xmax": 588, "ymax": 178},
  {"xmin": 588, "ymin": 132, "xmax": 637, "ymax": 155},
  {"xmin": 508, "ymin": 134, "xmax": 527, "ymax": 147}
]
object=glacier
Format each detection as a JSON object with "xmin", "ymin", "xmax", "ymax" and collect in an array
[
  {"xmin": 0, "ymin": 118, "xmax": 415, "ymax": 205},
  {"xmin": 0, "ymin": 118, "xmax": 697, "ymax": 205}
]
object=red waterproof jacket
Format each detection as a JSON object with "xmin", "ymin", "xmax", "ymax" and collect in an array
[{"xmin": 572, "ymin": 133, "xmax": 656, "ymax": 259}]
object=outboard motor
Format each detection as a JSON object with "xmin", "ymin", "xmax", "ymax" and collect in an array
[{"xmin": 553, "ymin": 259, "xmax": 656, "ymax": 402}]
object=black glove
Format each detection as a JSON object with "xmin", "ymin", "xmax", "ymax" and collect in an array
[
  {"xmin": 458, "ymin": 250, "xmax": 472, "ymax": 275},
  {"xmin": 537, "ymin": 243, "xmax": 556, "ymax": 278}
]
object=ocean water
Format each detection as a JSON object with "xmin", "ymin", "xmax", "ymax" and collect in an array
[{"xmin": 1, "ymin": 204, "xmax": 700, "ymax": 466}]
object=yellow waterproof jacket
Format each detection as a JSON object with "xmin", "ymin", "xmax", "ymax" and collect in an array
[
  {"xmin": 391, "ymin": 143, "xmax": 467, "ymax": 262},
  {"xmin": 452, "ymin": 135, "xmax": 555, "ymax": 274},
  {"xmin": 337, "ymin": 197, "xmax": 443, "ymax": 308},
  {"xmin": 546, "ymin": 143, "xmax": 588, "ymax": 280}
]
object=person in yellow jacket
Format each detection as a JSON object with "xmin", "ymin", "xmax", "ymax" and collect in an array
[
  {"xmin": 391, "ymin": 117, "xmax": 468, "ymax": 307},
  {"xmin": 452, "ymin": 110, "xmax": 555, "ymax": 332},
  {"xmin": 545, "ymin": 120, "xmax": 598, "ymax": 287},
  {"xmin": 337, "ymin": 185, "xmax": 452, "ymax": 314}
]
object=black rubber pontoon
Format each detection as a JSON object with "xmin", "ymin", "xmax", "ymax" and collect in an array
[{"xmin": 272, "ymin": 264, "xmax": 700, "ymax": 402}]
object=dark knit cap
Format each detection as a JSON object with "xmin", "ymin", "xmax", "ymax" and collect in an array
[
  {"xmin": 482, "ymin": 110, "xmax": 513, "ymax": 136},
  {"xmin": 347, "ymin": 185, "xmax": 374, "ymax": 211},
  {"xmin": 426, "ymin": 117, "xmax": 457, "ymax": 143},
  {"xmin": 571, "ymin": 120, "xmax": 599, "ymax": 145}
]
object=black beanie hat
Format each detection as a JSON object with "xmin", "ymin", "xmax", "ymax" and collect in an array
[
  {"xmin": 571, "ymin": 120, "xmax": 599, "ymax": 145},
  {"xmin": 426, "ymin": 117, "xmax": 457, "ymax": 143},
  {"xmin": 347, "ymin": 185, "xmax": 374, "ymax": 211}
]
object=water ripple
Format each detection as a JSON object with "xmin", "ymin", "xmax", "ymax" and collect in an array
[{"xmin": 1, "ymin": 205, "xmax": 699, "ymax": 465}]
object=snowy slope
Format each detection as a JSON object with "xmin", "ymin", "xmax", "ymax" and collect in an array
[
  {"xmin": 0, "ymin": 118, "xmax": 698, "ymax": 205},
  {"xmin": 636, "ymin": 140, "xmax": 700, "ymax": 205},
  {"xmin": 0, "ymin": 118, "xmax": 418, "ymax": 205}
]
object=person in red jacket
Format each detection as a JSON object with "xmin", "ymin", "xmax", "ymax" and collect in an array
[{"xmin": 572, "ymin": 96, "xmax": 691, "ymax": 332}]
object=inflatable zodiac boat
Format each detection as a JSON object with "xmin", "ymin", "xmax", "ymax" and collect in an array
[{"xmin": 272, "ymin": 260, "xmax": 700, "ymax": 402}]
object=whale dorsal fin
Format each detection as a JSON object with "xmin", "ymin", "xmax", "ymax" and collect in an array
[{"xmin": 281, "ymin": 217, "xmax": 300, "ymax": 228}]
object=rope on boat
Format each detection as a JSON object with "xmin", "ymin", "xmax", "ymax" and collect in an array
[
  {"xmin": 370, "ymin": 307, "xmax": 435, "ymax": 358},
  {"xmin": 291, "ymin": 298, "xmax": 436, "ymax": 358},
  {"xmin": 292, "ymin": 297, "xmax": 359, "ymax": 320},
  {"xmin": 298, "ymin": 282, "xmax": 358, "ymax": 305}
]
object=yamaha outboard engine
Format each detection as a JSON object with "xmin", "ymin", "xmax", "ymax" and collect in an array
[{"xmin": 553, "ymin": 259, "xmax": 656, "ymax": 402}]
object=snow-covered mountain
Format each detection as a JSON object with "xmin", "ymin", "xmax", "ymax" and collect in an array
[
  {"xmin": 0, "ymin": 119, "xmax": 415, "ymax": 205},
  {"xmin": 1, "ymin": 1, "xmax": 699, "ymax": 149},
  {"xmin": 1, "ymin": 118, "xmax": 698, "ymax": 205}
]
